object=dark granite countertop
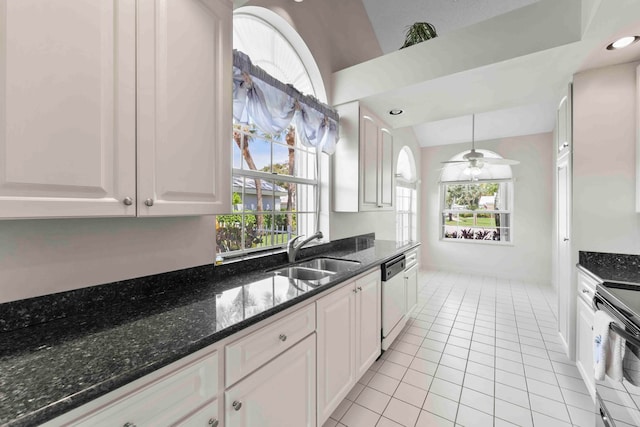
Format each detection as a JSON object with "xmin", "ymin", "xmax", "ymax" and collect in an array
[
  {"xmin": 578, "ymin": 251, "xmax": 640, "ymax": 331},
  {"xmin": 0, "ymin": 236, "xmax": 419, "ymax": 427},
  {"xmin": 579, "ymin": 251, "xmax": 640, "ymax": 284}
]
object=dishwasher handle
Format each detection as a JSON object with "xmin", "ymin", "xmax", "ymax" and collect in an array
[{"xmin": 382, "ymin": 255, "xmax": 406, "ymax": 281}]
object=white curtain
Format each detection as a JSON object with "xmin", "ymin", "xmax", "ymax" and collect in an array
[{"xmin": 232, "ymin": 50, "xmax": 339, "ymax": 155}]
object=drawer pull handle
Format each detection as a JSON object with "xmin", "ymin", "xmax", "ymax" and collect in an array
[
  {"xmin": 582, "ymin": 289, "xmax": 590, "ymax": 294},
  {"xmin": 123, "ymin": 423, "xmax": 137, "ymax": 427},
  {"xmin": 208, "ymin": 418, "xmax": 219, "ymax": 427},
  {"xmin": 357, "ymin": 286, "xmax": 363, "ymax": 291},
  {"xmin": 279, "ymin": 334, "xmax": 287, "ymax": 342},
  {"xmin": 233, "ymin": 400, "xmax": 242, "ymax": 411}
]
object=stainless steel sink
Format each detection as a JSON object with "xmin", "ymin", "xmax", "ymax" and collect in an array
[
  {"xmin": 296, "ymin": 257, "xmax": 361, "ymax": 273},
  {"xmin": 273, "ymin": 266, "xmax": 334, "ymax": 281},
  {"xmin": 271, "ymin": 257, "xmax": 360, "ymax": 284}
]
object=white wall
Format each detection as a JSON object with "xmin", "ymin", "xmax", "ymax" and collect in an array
[
  {"xmin": 0, "ymin": 217, "xmax": 215, "ymax": 303},
  {"xmin": 244, "ymin": 0, "xmax": 382, "ymax": 104},
  {"xmin": 420, "ymin": 133, "xmax": 554, "ymax": 283},
  {"xmin": 572, "ymin": 61, "xmax": 640, "ymax": 255}
]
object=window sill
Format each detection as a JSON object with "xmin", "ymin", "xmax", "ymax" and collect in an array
[{"xmin": 439, "ymin": 238, "xmax": 514, "ymax": 247}]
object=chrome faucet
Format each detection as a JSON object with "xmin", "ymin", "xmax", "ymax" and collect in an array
[{"xmin": 287, "ymin": 231, "xmax": 323, "ymax": 263}]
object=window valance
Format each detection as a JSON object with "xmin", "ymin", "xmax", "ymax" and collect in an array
[{"xmin": 232, "ymin": 50, "xmax": 339, "ymax": 154}]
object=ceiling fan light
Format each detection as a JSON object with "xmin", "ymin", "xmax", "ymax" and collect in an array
[{"xmin": 463, "ymin": 166, "xmax": 482, "ymax": 177}]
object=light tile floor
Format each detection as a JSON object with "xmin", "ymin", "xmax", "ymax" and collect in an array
[{"xmin": 323, "ymin": 270, "xmax": 596, "ymax": 427}]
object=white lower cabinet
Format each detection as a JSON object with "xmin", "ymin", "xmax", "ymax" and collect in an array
[
  {"xmin": 225, "ymin": 334, "xmax": 316, "ymax": 427},
  {"xmin": 45, "ymin": 267, "xmax": 384, "ymax": 427},
  {"xmin": 575, "ymin": 268, "xmax": 597, "ymax": 401},
  {"xmin": 316, "ymin": 282, "xmax": 357, "ymax": 424},
  {"xmin": 355, "ymin": 271, "xmax": 382, "ymax": 379},
  {"xmin": 317, "ymin": 269, "xmax": 381, "ymax": 425},
  {"xmin": 576, "ymin": 297, "xmax": 596, "ymax": 400},
  {"xmin": 405, "ymin": 264, "xmax": 418, "ymax": 316}
]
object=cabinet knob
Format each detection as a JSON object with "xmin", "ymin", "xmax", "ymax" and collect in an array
[
  {"xmin": 123, "ymin": 197, "xmax": 133, "ymax": 206},
  {"xmin": 582, "ymin": 289, "xmax": 590, "ymax": 294},
  {"xmin": 562, "ymin": 142, "xmax": 569, "ymax": 148},
  {"xmin": 358, "ymin": 286, "xmax": 363, "ymax": 291},
  {"xmin": 208, "ymin": 418, "xmax": 219, "ymax": 427},
  {"xmin": 232, "ymin": 400, "xmax": 242, "ymax": 411},
  {"xmin": 353, "ymin": 288, "xmax": 358, "ymax": 293},
  {"xmin": 123, "ymin": 423, "xmax": 137, "ymax": 427},
  {"xmin": 279, "ymin": 334, "xmax": 287, "ymax": 342},
  {"xmin": 144, "ymin": 198, "xmax": 154, "ymax": 207},
  {"xmin": 563, "ymin": 237, "xmax": 569, "ymax": 242}
]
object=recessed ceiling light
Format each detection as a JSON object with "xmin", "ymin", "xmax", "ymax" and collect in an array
[
  {"xmin": 606, "ymin": 36, "xmax": 640, "ymax": 50},
  {"xmin": 389, "ymin": 109, "xmax": 404, "ymax": 115},
  {"xmin": 294, "ymin": 0, "xmax": 304, "ymax": 2}
]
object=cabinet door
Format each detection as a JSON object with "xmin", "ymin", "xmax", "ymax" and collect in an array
[
  {"xmin": 405, "ymin": 264, "xmax": 418, "ymax": 316},
  {"xmin": 379, "ymin": 127, "xmax": 394, "ymax": 208},
  {"xmin": 576, "ymin": 297, "xmax": 595, "ymax": 400},
  {"xmin": 557, "ymin": 84, "xmax": 572, "ymax": 156},
  {"xmin": 316, "ymin": 282, "xmax": 356, "ymax": 425},
  {"xmin": 225, "ymin": 334, "xmax": 316, "ymax": 427},
  {"xmin": 0, "ymin": 0, "xmax": 136, "ymax": 218},
  {"xmin": 355, "ymin": 271, "xmax": 381, "ymax": 379},
  {"xmin": 360, "ymin": 111, "xmax": 379, "ymax": 209},
  {"xmin": 137, "ymin": 0, "xmax": 231, "ymax": 216}
]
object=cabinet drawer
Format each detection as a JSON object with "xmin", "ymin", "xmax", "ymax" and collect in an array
[
  {"xmin": 74, "ymin": 351, "xmax": 218, "ymax": 427},
  {"xmin": 176, "ymin": 398, "xmax": 219, "ymax": 427},
  {"xmin": 225, "ymin": 303, "xmax": 316, "ymax": 387},
  {"xmin": 577, "ymin": 268, "xmax": 598, "ymax": 305},
  {"xmin": 405, "ymin": 249, "xmax": 419, "ymax": 269}
]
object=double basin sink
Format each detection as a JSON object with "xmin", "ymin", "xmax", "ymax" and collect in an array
[{"xmin": 272, "ymin": 257, "xmax": 361, "ymax": 286}]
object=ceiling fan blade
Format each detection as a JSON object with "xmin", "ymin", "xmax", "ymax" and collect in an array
[
  {"xmin": 440, "ymin": 160, "xmax": 467, "ymax": 164},
  {"xmin": 483, "ymin": 158, "xmax": 520, "ymax": 165}
]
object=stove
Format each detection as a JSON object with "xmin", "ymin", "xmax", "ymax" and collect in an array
[{"xmin": 594, "ymin": 281, "xmax": 640, "ymax": 426}]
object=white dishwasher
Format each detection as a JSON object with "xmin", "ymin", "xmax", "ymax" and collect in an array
[{"xmin": 381, "ymin": 255, "xmax": 406, "ymax": 350}]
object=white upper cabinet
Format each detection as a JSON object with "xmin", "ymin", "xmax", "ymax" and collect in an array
[
  {"xmin": 333, "ymin": 102, "xmax": 394, "ymax": 212},
  {"xmin": 0, "ymin": 0, "xmax": 231, "ymax": 219},
  {"xmin": 557, "ymin": 84, "xmax": 572, "ymax": 157},
  {"xmin": 0, "ymin": 1, "xmax": 137, "ymax": 218},
  {"xmin": 137, "ymin": 0, "xmax": 231, "ymax": 216}
]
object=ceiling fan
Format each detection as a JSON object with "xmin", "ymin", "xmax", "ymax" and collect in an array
[{"xmin": 441, "ymin": 115, "xmax": 520, "ymax": 177}]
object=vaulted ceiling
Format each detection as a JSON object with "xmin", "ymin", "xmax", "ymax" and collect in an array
[{"xmin": 237, "ymin": 0, "xmax": 640, "ymax": 147}]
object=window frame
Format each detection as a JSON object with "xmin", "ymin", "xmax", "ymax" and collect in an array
[
  {"xmin": 396, "ymin": 180, "xmax": 417, "ymax": 244},
  {"xmin": 217, "ymin": 124, "xmax": 319, "ymax": 257},
  {"xmin": 217, "ymin": 7, "xmax": 326, "ymax": 258},
  {"xmin": 439, "ymin": 178, "xmax": 514, "ymax": 245}
]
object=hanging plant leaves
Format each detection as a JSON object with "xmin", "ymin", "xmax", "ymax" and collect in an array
[{"xmin": 400, "ymin": 22, "xmax": 438, "ymax": 49}]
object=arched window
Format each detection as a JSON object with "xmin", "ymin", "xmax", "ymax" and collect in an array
[
  {"xmin": 440, "ymin": 150, "xmax": 513, "ymax": 243},
  {"xmin": 396, "ymin": 147, "xmax": 418, "ymax": 243},
  {"xmin": 216, "ymin": 8, "xmax": 325, "ymax": 255}
]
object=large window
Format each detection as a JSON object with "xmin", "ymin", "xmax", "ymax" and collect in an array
[
  {"xmin": 216, "ymin": 125, "xmax": 317, "ymax": 254},
  {"xmin": 440, "ymin": 149, "xmax": 513, "ymax": 243},
  {"xmin": 396, "ymin": 147, "xmax": 418, "ymax": 243},
  {"xmin": 216, "ymin": 8, "xmax": 324, "ymax": 256},
  {"xmin": 441, "ymin": 181, "xmax": 512, "ymax": 242}
]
